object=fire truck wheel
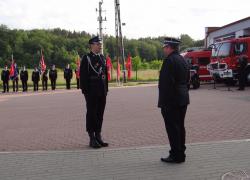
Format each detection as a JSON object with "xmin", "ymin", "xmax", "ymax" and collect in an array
[{"xmin": 245, "ymin": 68, "xmax": 250, "ymax": 86}]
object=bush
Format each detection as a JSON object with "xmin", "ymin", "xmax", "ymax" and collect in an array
[
  {"xmin": 140, "ymin": 62, "xmax": 149, "ymax": 70},
  {"xmin": 149, "ymin": 60, "xmax": 163, "ymax": 70},
  {"xmin": 132, "ymin": 56, "xmax": 142, "ymax": 71}
]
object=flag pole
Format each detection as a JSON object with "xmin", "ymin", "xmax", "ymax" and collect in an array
[{"xmin": 11, "ymin": 54, "xmax": 14, "ymax": 63}]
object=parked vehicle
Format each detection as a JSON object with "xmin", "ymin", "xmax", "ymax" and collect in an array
[
  {"xmin": 207, "ymin": 36, "xmax": 250, "ymax": 86},
  {"xmin": 182, "ymin": 48, "xmax": 212, "ymax": 89}
]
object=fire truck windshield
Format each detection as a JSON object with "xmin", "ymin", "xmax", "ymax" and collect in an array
[{"xmin": 212, "ymin": 42, "xmax": 231, "ymax": 58}]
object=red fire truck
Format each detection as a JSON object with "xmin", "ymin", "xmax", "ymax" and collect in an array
[
  {"xmin": 182, "ymin": 48, "xmax": 212, "ymax": 89},
  {"xmin": 207, "ymin": 36, "xmax": 250, "ymax": 85}
]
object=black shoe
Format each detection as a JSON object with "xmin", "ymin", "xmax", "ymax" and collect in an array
[
  {"xmin": 238, "ymin": 88, "xmax": 245, "ymax": 91},
  {"xmin": 161, "ymin": 156, "xmax": 185, "ymax": 163},
  {"xmin": 89, "ymin": 138, "xmax": 102, "ymax": 149},
  {"xmin": 95, "ymin": 134, "xmax": 109, "ymax": 147}
]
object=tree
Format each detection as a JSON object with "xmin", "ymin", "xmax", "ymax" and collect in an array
[
  {"xmin": 132, "ymin": 56, "xmax": 142, "ymax": 80},
  {"xmin": 0, "ymin": 24, "xmax": 204, "ymax": 69},
  {"xmin": 193, "ymin": 39, "xmax": 205, "ymax": 47},
  {"xmin": 180, "ymin": 34, "xmax": 194, "ymax": 51}
]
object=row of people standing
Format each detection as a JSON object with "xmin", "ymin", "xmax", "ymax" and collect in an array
[
  {"xmin": 1, "ymin": 64, "xmax": 80, "ymax": 93},
  {"xmin": 30, "ymin": 65, "xmax": 58, "ymax": 91},
  {"xmin": 1, "ymin": 63, "xmax": 19, "ymax": 93}
]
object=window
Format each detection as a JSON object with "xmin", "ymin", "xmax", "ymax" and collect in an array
[
  {"xmin": 234, "ymin": 42, "xmax": 247, "ymax": 55},
  {"xmin": 211, "ymin": 43, "xmax": 220, "ymax": 57},
  {"xmin": 217, "ymin": 43, "xmax": 231, "ymax": 57}
]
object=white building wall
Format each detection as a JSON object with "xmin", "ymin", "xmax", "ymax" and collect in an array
[
  {"xmin": 235, "ymin": 30, "xmax": 245, "ymax": 37},
  {"xmin": 206, "ymin": 19, "xmax": 250, "ymax": 47}
]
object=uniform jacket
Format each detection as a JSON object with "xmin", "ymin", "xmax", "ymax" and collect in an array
[
  {"xmin": 20, "ymin": 70, "xmax": 28, "ymax": 81},
  {"xmin": 64, "ymin": 68, "xmax": 73, "ymax": 80},
  {"xmin": 49, "ymin": 69, "xmax": 57, "ymax": 81},
  {"xmin": 239, "ymin": 56, "xmax": 248, "ymax": 72},
  {"xmin": 32, "ymin": 71, "xmax": 40, "ymax": 82},
  {"xmin": 158, "ymin": 51, "xmax": 190, "ymax": 108},
  {"xmin": 1, "ymin": 69, "xmax": 10, "ymax": 82},
  {"xmin": 80, "ymin": 51, "xmax": 108, "ymax": 96}
]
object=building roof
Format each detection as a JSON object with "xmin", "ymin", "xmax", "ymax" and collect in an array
[{"xmin": 207, "ymin": 16, "xmax": 250, "ymax": 34}]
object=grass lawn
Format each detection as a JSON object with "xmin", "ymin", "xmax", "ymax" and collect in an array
[{"xmin": 0, "ymin": 68, "xmax": 159, "ymax": 90}]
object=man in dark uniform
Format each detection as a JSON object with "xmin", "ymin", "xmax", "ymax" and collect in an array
[
  {"xmin": 80, "ymin": 36, "xmax": 109, "ymax": 149},
  {"xmin": 32, "ymin": 66, "xmax": 40, "ymax": 91},
  {"xmin": 64, "ymin": 64, "xmax": 73, "ymax": 90},
  {"xmin": 238, "ymin": 55, "xmax": 248, "ymax": 91},
  {"xmin": 1, "ymin": 64, "xmax": 10, "ymax": 93},
  {"xmin": 159, "ymin": 37, "xmax": 190, "ymax": 163},
  {"xmin": 42, "ymin": 69, "xmax": 48, "ymax": 91},
  {"xmin": 49, "ymin": 65, "xmax": 57, "ymax": 90},
  {"xmin": 20, "ymin": 66, "xmax": 28, "ymax": 92}
]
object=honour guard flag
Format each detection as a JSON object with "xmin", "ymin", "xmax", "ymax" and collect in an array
[
  {"xmin": 76, "ymin": 55, "xmax": 81, "ymax": 79},
  {"xmin": 106, "ymin": 55, "xmax": 113, "ymax": 81},
  {"xmin": 39, "ymin": 50, "xmax": 46, "ymax": 73},
  {"xmin": 9, "ymin": 55, "xmax": 18, "ymax": 80},
  {"xmin": 9, "ymin": 58, "xmax": 15, "ymax": 78},
  {"xmin": 126, "ymin": 54, "xmax": 132, "ymax": 80}
]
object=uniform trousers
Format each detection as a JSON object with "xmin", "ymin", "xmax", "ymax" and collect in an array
[
  {"xmin": 76, "ymin": 78, "xmax": 80, "ymax": 89},
  {"xmin": 66, "ymin": 79, "xmax": 71, "ymax": 89},
  {"xmin": 161, "ymin": 105, "xmax": 187, "ymax": 159},
  {"xmin": 3, "ymin": 81, "xmax": 9, "ymax": 92},
  {"xmin": 33, "ymin": 82, "xmax": 39, "ymax": 91},
  {"xmin": 12, "ymin": 79, "xmax": 18, "ymax": 92},
  {"xmin": 84, "ymin": 93, "xmax": 106, "ymax": 134},
  {"xmin": 51, "ymin": 80, "xmax": 56, "ymax": 90},
  {"xmin": 42, "ymin": 80, "xmax": 48, "ymax": 90},
  {"xmin": 22, "ymin": 80, "xmax": 28, "ymax": 91},
  {"xmin": 239, "ymin": 70, "xmax": 246, "ymax": 89}
]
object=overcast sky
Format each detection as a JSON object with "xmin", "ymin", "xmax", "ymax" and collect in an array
[{"xmin": 0, "ymin": 0, "xmax": 249, "ymax": 40}]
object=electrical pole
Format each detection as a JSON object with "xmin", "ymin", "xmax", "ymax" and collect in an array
[
  {"xmin": 114, "ymin": 0, "xmax": 126, "ymax": 83},
  {"xmin": 97, "ymin": 0, "xmax": 106, "ymax": 54},
  {"xmin": 114, "ymin": 0, "xmax": 120, "ymax": 84}
]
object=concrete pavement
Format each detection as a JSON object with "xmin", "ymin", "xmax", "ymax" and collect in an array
[{"xmin": 1, "ymin": 140, "xmax": 250, "ymax": 180}]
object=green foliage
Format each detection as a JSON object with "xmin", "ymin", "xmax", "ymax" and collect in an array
[
  {"xmin": 132, "ymin": 56, "xmax": 142, "ymax": 70},
  {"xmin": 149, "ymin": 60, "xmax": 163, "ymax": 70},
  {"xmin": 112, "ymin": 61, "xmax": 118, "ymax": 70},
  {"xmin": 0, "ymin": 25, "xmax": 204, "ymax": 69},
  {"xmin": 140, "ymin": 61, "xmax": 149, "ymax": 70},
  {"xmin": 180, "ymin": 34, "xmax": 195, "ymax": 51},
  {"xmin": 193, "ymin": 39, "xmax": 204, "ymax": 47},
  {"xmin": 0, "ymin": 26, "xmax": 92, "ymax": 68}
]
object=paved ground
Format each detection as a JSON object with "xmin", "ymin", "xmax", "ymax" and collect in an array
[
  {"xmin": 1, "ymin": 140, "xmax": 250, "ymax": 180},
  {"xmin": 0, "ymin": 84, "xmax": 250, "ymax": 151},
  {"xmin": 1, "ymin": 84, "xmax": 250, "ymax": 180}
]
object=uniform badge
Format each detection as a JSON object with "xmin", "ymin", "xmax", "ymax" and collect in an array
[{"xmin": 94, "ymin": 63, "xmax": 99, "ymax": 68}]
